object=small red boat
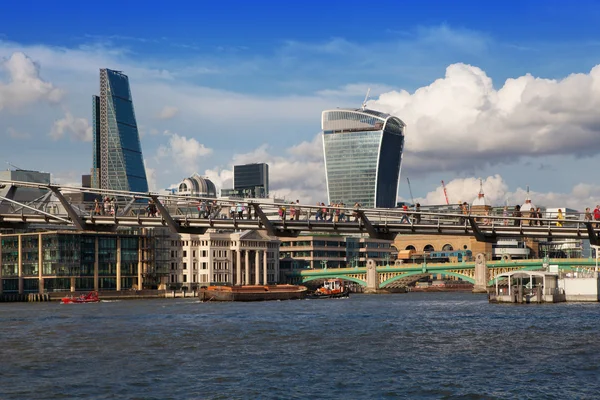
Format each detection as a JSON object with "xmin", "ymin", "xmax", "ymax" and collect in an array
[{"xmin": 61, "ymin": 291, "xmax": 100, "ymax": 304}]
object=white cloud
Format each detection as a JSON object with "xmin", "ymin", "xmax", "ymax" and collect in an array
[
  {"xmin": 369, "ymin": 63, "xmax": 600, "ymax": 174},
  {"xmin": 144, "ymin": 161, "xmax": 158, "ymax": 192},
  {"xmin": 6, "ymin": 127, "xmax": 30, "ymax": 139},
  {"xmin": 156, "ymin": 131, "xmax": 213, "ymax": 174},
  {"xmin": 157, "ymin": 105, "xmax": 178, "ymax": 119},
  {"xmin": 203, "ymin": 135, "xmax": 327, "ymax": 203},
  {"xmin": 49, "ymin": 111, "xmax": 93, "ymax": 141},
  {"xmin": 0, "ymin": 52, "xmax": 63, "ymax": 112},
  {"xmin": 417, "ymin": 174, "xmax": 600, "ymax": 212}
]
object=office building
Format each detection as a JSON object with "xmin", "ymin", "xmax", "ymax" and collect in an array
[
  {"xmin": 322, "ymin": 108, "xmax": 405, "ymax": 208},
  {"xmin": 92, "ymin": 69, "xmax": 148, "ymax": 192},
  {"xmin": 279, "ymin": 235, "xmax": 394, "ymax": 270},
  {"xmin": 229, "ymin": 163, "xmax": 269, "ymax": 198},
  {"xmin": 0, "ymin": 229, "xmax": 167, "ymax": 294},
  {"xmin": 0, "ymin": 169, "xmax": 51, "ymax": 213}
]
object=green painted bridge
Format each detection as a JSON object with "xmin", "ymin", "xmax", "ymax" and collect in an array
[{"xmin": 286, "ymin": 257, "xmax": 598, "ymax": 291}]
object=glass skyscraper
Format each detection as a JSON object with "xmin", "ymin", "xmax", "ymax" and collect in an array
[
  {"xmin": 322, "ymin": 108, "xmax": 405, "ymax": 208},
  {"xmin": 92, "ymin": 69, "xmax": 148, "ymax": 192}
]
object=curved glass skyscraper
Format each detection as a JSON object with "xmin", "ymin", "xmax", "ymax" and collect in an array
[
  {"xmin": 92, "ymin": 69, "xmax": 148, "ymax": 192},
  {"xmin": 322, "ymin": 108, "xmax": 405, "ymax": 208}
]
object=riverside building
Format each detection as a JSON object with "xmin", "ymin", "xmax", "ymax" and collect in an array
[
  {"xmin": 92, "ymin": 69, "xmax": 148, "ymax": 192},
  {"xmin": 322, "ymin": 108, "xmax": 405, "ymax": 208},
  {"xmin": 0, "ymin": 229, "xmax": 169, "ymax": 295},
  {"xmin": 278, "ymin": 235, "xmax": 394, "ymax": 270},
  {"xmin": 167, "ymin": 230, "xmax": 280, "ymax": 288}
]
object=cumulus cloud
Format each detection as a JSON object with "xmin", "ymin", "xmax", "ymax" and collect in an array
[
  {"xmin": 203, "ymin": 135, "xmax": 327, "ymax": 203},
  {"xmin": 144, "ymin": 161, "xmax": 158, "ymax": 192},
  {"xmin": 49, "ymin": 111, "xmax": 93, "ymax": 141},
  {"xmin": 369, "ymin": 63, "xmax": 600, "ymax": 174},
  {"xmin": 156, "ymin": 131, "xmax": 213, "ymax": 174},
  {"xmin": 157, "ymin": 105, "xmax": 178, "ymax": 119},
  {"xmin": 417, "ymin": 174, "xmax": 599, "ymax": 212},
  {"xmin": 0, "ymin": 52, "xmax": 63, "ymax": 111}
]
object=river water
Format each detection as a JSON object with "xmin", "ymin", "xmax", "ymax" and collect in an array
[{"xmin": 1, "ymin": 293, "xmax": 599, "ymax": 399}]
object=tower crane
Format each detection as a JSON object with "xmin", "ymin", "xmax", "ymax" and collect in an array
[{"xmin": 441, "ymin": 180, "xmax": 450, "ymax": 205}]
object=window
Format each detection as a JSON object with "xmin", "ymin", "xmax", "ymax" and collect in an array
[
  {"xmin": 183, "ymin": 275, "xmax": 187, "ymax": 282},
  {"xmin": 183, "ymin": 262, "xmax": 187, "ymax": 270},
  {"xmin": 183, "ymin": 251, "xmax": 187, "ymax": 257},
  {"xmin": 193, "ymin": 250, "xmax": 196, "ymax": 258}
]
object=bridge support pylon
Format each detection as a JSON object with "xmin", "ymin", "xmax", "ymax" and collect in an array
[
  {"xmin": 473, "ymin": 253, "xmax": 488, "ymax": 293},
  {"xmin": 365, "ymin": 259, "xmax": 378, "ymax": 294}
]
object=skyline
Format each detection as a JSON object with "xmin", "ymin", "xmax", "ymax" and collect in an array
[{"xmin": 2, "ymin": 1, "xmax": 600, "ymax": 210}]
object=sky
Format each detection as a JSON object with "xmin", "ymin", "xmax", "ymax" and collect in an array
[{"xmin": 2, "ymin": 0, "xmax": 600, "ymax": 210}]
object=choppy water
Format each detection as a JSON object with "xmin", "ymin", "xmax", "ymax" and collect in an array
[{"xmin": 1, "ymin": 293, "xmax": 599, "ymax": 399}]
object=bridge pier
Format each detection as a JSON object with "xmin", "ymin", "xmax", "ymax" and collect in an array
[
  {"xmin": 473, "ymin": 253, "xmax": 488, "ymax": 293},
  {"xmin": 364, "ymin": 259, "xmax": 379, "ymax": 294}
]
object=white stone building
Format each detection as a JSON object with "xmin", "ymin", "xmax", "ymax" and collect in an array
[{"xmin": 167, "ymin": 230, "xmax": 280, "ymax": 287}]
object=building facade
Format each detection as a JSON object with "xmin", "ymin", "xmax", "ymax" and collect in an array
[
  {"xmin": 279, "ymin": 235, "xmax": 394, "ymax": 270},
  {"xmin": 0, "ymin": 230, "xmax": 166, "ymax": 294},
  {"xmin": 229, "ymin": 163, "xmax": 269, "ymax": 198},
  {"xmin": 92, "ymin": 69, "xmax": 148, "ymax": 192},
  {"xmin": 167, "ymin": 230, "xmax": 280, "ymax": 288},
  {"xmin": 0, "ymin": 169, "xmax": 51, "ymax": 212},
  {"xmin": 322, "ymin": 108, "xmax": 405, "ymax": 208}
]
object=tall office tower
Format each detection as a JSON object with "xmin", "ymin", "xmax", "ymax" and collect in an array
[
  {"xmin": 232, "ymin": 163, "xmax": 269, "ymax": 198},
  {"xmin": 322, "ymin": 108, "xmax": 405, "ymax": 208},
  {"xmin": 92, "ymin": 69, "xmax": 148, "ymax": 192}
]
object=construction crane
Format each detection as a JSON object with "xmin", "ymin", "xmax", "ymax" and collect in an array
[
  {"xmin": 406, "ymin": 177, "xmax": 415, "ymax": 205},
  {"xmin": 441, "ymin": 180, "xmax": 450, "ymax": 205}
]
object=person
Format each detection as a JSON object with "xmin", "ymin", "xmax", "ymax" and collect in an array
[
  {"xmin": 112, "ymin": 198, "xmax": 119, "ymax": 217},
  {"xmin": 295, "ymin": 200, "xmax": 301, "ymax": 221},
  {"xmin": 400, "ymin": 204, "xmax": 410, "ymax": 223},
  {"xmin": 94, "ymin": 199, "xmax": 102, "ymax": 216},
  {"xmin": 502, "ymin": 206, "xmax": 509, "ymax": 226},
  {"xmin": 278, "ymin": 204, "xmax": 286, "ymax": 221},
  {"xmin": 594, "ymin": 205, "xmax": 600, "ymax": 228},
  {"xmin": 528, "ymin": 207, "xmax": 535, "ymax": 226},
  {"xmin": 289, "ymin": 202, "xmax": 296, "ymax": 221},
  {"xmin": 246, "ymin": 203, "xmax": 252, "ymax": 220},
  {"xmin": 513, "ymin": 205, "xmax": 521, "ymax": 227},
  {"xmin": 315, "ymin": 202, "xmax": 323, "ymax": 221},
  {"xmin": 556, "ymin": 209, "xmax": 564, "ymax": 227},
  {"xmin": 414, "ymin": 203, "xmax": 421, "ymax": 224},
  {"xmin": 352, "ymin": 202, "xmax": 360, "ymax": 222},
  {"xmin": 536, "ymin": 207, "xmax": 544, "ymax": 226},
  {"xmin": 585, "ymin": 207, "xmax": 593, "ymax": 224}
]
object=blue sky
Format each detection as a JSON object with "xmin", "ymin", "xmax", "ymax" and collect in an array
[{"xmin": 2, "ymin": 0, "xmax": 600, "ymax": 209}]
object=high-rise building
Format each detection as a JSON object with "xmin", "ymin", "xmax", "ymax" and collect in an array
[
  {"xmin": 230, "ymin": 163, "xmax": 269, "ymax": 198},
  {"xmin": 322, "ymin": 108, "xmax": 405, "ymax": 208},
  {"xmin": 92, "ymin": 69, "xmax": 148, "ymax": 192}
]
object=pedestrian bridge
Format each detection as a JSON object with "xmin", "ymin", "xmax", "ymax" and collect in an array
[
  {"xmin": 288, "ymin": 257, "xmax": 598, "ymax": 290},
  {"xmin": 1, "ymin": 180, "xmax": 599, "ymax": 244}
]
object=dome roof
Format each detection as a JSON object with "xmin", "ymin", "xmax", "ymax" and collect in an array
[
  {"xmin": 177, "ymin": 173, "xmax": 216, "ymax": 197},
  {"xmin": 521, "ymin": 186, "xmax": 535, "ymax": 212},
  {"xmin": 472, "ymin": 179, "xmax": 489, "ymax": 207}
]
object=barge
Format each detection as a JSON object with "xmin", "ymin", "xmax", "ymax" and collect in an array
[{"xmin": 201, "ymin": 285, "xmax": 308, "ymax": 302}]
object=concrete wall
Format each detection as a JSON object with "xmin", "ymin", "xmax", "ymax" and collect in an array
[{"xmin": 558, "ymin": 278, "xmax": 600, "ymax": 302}]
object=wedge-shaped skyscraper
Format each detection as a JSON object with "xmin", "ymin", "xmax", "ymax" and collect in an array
[
  {"xmin": 322, "ymin": 108, "xmax": 405, "ymax": 208},
  {"xmin": 92, "ymin": 69, "xmax": 148, "ymax": 192}
]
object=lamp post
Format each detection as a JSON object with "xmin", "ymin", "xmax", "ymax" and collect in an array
[{"xmin": 591, "ymin": 245, "xmax": 599, "ymax": 272}]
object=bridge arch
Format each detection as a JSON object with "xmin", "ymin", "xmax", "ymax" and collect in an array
[
  {"xmin": 302, "ymin": 275, "xmax": 366, "ymax": 287},
  {"xmin": 442, "ymin": 244, "xmax": 454, "ymax": 251},
  {"xmin": 379, "ymin": 271, "xmax": 475, "ymax": 288},
  {"xmin": 423, "ymin": 244, "xmax": 435, "ymax": 252}
]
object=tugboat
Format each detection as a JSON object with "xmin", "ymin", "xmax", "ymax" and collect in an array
[
  {"xmin": 309, "ymin": 279, "xmax": 350, "ymax": 299},
  {"xmin": 61, "ymin": 291, "xmax": 100, "ymax": 304}
]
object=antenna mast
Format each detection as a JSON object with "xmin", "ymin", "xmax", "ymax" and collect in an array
[{"xmin": 361, "ymin": 87, "xmax": 371, "ymax": 110}]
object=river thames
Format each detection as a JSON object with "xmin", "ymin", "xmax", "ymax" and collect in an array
[{"xmin": 1, "ymin": 293, "xmax": 599, "ymax": 399}]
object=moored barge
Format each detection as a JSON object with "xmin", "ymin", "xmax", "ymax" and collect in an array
[{"xmin": 201, "ymin": 285, "xmax": 308, "ymax": 302}]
